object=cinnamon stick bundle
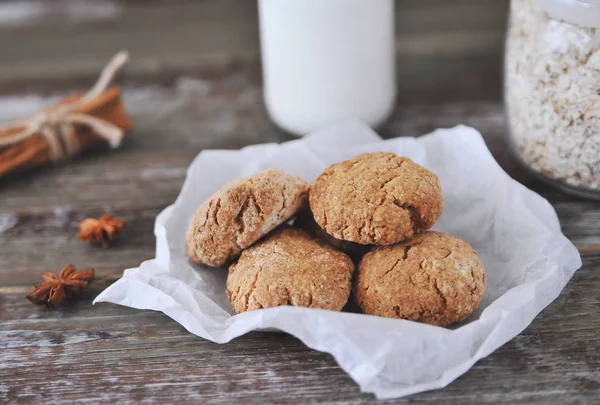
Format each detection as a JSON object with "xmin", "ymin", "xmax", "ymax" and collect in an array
[{"xmin": 0, "ymin": 52, "xmax": 132, "ymax": 179}]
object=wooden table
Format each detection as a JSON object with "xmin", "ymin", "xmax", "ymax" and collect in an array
[{"xmin": 1, "ymin": 1, "xmax": 599, "ymax": 403}]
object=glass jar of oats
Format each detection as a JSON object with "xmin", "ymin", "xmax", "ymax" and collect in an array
[{"xmin": 505, "ymin": 0, "xmax": 600, "ymax": 198}]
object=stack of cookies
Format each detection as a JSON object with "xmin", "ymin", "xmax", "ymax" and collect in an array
[{"xmin": 186, "ymin": 152, "xmax": 486, "ymax": 327}]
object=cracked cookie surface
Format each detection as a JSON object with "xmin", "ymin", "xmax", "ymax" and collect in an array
[
  {"xmin": 226, "ymin": 227, "xmax": 354, "ymax": 314},
  {"xmin": 293, "ymin": 207, "xmax": 371, "ymax": 260},
  {"xmin": 310, "ymin": 152, "xmax": 443, "ymax": 245},
  {"xmin": 354, "ymin": 231, "xmax": 486, "ymax": 327},
  {"xmin": 186, "ymin": 169, "xmax": 310, "ymax": 267}
]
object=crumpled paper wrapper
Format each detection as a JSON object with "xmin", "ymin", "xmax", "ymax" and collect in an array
[{"xmin": 94, "ymin": 121, "xmax": 582, "ymax": 399}]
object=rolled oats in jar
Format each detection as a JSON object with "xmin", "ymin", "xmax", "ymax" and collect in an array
[{"xmin": 505, "ymin": 0, "xmax": 600, "ymax": 198}]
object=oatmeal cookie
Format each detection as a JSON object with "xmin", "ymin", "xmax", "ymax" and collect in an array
[
  {"xmin": 354, "ymin": 231, "xmax": 486, "ymax": 327},
  {"xmin": 310, "ymin": 152, "xmax": 443, "ymax": 245},
  {"xmin": 226, "ymin": 227, "xmax": 354, "ymax": 313},
  {"xmin": 186, "ymin": 169, "xmax": 310, "ymax": 267}
]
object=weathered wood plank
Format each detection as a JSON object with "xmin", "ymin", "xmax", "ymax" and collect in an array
[{"xmin": 0, "ymin": 0, "xmax": 509, "ymax": 90}]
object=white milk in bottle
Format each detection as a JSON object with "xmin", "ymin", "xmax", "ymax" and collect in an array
[{"xmin": 259, "ymin": 0, "xmax": 396, "ymax": 136}]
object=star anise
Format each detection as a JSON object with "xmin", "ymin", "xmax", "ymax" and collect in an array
[
  {"xmin": 27, "ymin": 265, "xmax": 95, "ymax": 308},
  {"xmin": 77, "ymin": 213, "xmax": 126, "ymax": 248}
]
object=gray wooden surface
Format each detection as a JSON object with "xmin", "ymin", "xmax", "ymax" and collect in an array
[{"xmin": 1, "ymin": 0, "xmax": 599, "ymax": 404}]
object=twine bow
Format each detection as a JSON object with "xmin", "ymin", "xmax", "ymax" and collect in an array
[{"xmin": 0, "ymin": 51, "xmax": 129, "ymax": 162}]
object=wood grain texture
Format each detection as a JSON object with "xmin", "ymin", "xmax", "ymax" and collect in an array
[
  {"xmin": 2, "ymin": 0, "xmax": 599, "ymax": 403},
  {"xmin": 0, "ymin": 0, "xmax": 508, "ymax": 103}
]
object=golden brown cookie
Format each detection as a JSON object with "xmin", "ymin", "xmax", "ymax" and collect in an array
[
  {"xmin": 186, "ymin": 169, "xmax": 310, "ymax": 267},
  {"xmin": 293, "ymin": 207, "xmax": 370, "ymax": 259},
  {"xmin": 354, "ymin": 231, "xmax": 486, "ymax": 327},
  {"xmin": 226, "ymin": 227, "xmax": 354, "ymax": 313},
  {"xmin": 310, "ymin": 152, "xmax": 443, "ymax": 245}
]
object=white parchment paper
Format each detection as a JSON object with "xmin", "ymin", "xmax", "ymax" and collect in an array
[{"xmin": 94, "ymin": 121, "xmax": 582, "ymax": 399}]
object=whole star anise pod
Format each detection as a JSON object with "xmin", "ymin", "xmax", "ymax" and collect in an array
[
  {"xmin": 77, "ymin": 213, "xmax": 126, "ymax": 248},
  {"xmin": 27, "ymin": 265, "xmax": 95, "ymax": 308}
]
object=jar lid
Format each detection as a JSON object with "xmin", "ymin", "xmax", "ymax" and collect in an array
[{"xmin": 540, "ymin": 0, "xmax": 600, "ymax": 27}]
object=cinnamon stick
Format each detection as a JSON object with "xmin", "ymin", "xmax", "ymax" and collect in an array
[
  {"xmin": 0, "ymin": 89, "xmax": 131, "ymax": 178},
  {"xmin": 0, "ymin": 52, "xmax": 132, "ymax": 180}
]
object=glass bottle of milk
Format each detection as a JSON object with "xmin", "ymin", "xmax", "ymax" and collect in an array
[{"xmin": 259, "ymin": 0, "xmax": 397, "ymax": 136}]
